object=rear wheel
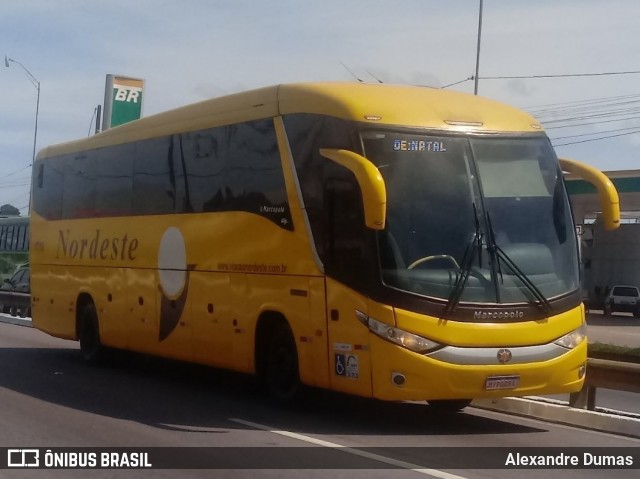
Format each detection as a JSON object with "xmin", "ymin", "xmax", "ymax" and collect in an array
[
  {"xmin": 263, "ymin": 322, "xmax": 300, "ymax": 403},
  {"xmin": 427, "ymin": 399, "xmax": 472, "ymax": 413},
  {"xmin": 79, "ymin": 302, "xmax": 105, "ymax": 364}
]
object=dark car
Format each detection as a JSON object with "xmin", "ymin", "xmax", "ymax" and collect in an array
[{"xmin": 0, "ymin": 266, "xmax": 30, "ymax": 318}]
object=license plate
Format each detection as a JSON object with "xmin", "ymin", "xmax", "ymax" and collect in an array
[{"xmin": 485, "ymin": 375, "xmax": 520, "ymax": 390}]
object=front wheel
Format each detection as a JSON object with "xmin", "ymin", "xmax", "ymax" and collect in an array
[
  {"xmin": 79, "ymin": 302, "xmax": 105, "ymax": 364},
  {"xmin": 263, "ymin": 323, "xmax": 301, "ymax": 403},
  {"xmin": 427, "ymin": 399, "xmax": 472, "ymax": 413}
]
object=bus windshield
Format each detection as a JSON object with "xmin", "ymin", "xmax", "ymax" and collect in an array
[{"xmin": 362, "ymin": 131, "xmax": 579, "ymax": 307}]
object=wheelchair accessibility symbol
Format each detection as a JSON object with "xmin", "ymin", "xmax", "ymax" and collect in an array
[{"xmin": 334, "ymin": 353, "xmax": 359, "ymax": 379}]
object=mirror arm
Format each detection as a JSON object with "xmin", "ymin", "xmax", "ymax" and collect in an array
[
  {"xmin": 319, "ymin": 148, "xmax": 387, "ymax": 230},
  {"xmin": 560, "ymin": 157, "xmax": 620, "ymax": 230}
]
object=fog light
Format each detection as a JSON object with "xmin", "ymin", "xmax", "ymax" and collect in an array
[
  {"xmin": 578, "ymin": 362, "xmax": 586, "ymax": 379},
  {"xmin": 392, "ymin": 372, "xmax": 406, "ymax": 386}
]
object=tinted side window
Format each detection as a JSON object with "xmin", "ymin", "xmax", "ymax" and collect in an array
[
  {"xmin": 33, "ymin": 159, "xmax": 64, "ymax": 220},
  {"xmin": 133, "ymin": 137, "xmax": 181, "ymax": 216},
  {"xmin": 284, "ymin": 114, "xmax": 360, "ymax": 259},
  {"xmin": 33, "ymin": 119, "xmax": 289, "ymax": 227},
  {"xmin": 222, "ymin": 120, "xmax": 291, "ymax": 229},
  {"xmin": 180, "ymin": 119, "xmax": 292, "ymax": 229},
  {"xmin": 94, "ymin": 144, "xmax": 133, "ymax": 216},
  {"xmin": 62, "ymin": 155, "xmax": 96, "ymax": 219},
  {"xmin": 180, "ymin": 129, "xmax": 227, "ymax": 213},
  {"xmin": 284, "ymin": 114, "xmax": 374, "ymax": 288}
]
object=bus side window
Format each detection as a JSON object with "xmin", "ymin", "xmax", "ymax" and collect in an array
[
  {"xmin": 322, "ymin": 167, "xmax": 372, "ymax": 288},
  {"xmin": 284, "ymin": 113, "xmax": 361, "ymax": 262},
  {"xmin": 37, "ymin": 163, "xmax": 44, "ymax": 188},
  {"xmin": 32, "ymin": 159, "xmax": 64, "ymax": 221}
]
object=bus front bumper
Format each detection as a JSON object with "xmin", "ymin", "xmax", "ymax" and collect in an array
[{"xmin": 369, "ymin": 335, "xmax": 587, "ymax": 402}]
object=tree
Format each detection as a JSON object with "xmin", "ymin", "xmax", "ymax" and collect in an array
[{"xmin": 0, "ymin": 204, "xmax": 20, "ymax": 216}]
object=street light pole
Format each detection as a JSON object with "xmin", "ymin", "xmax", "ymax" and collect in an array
[
  {"xmin": 5, "ymin": 56, "xmax": 41, "ymax": 163},
  {"xmin": 474, "ymin": 0, "xmax": 483, "ymax": 95}
]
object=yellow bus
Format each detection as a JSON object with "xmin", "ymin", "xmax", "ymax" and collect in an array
[{"xmin": 30, "ymin": 83, "xmax": 619, "ymax": 411}]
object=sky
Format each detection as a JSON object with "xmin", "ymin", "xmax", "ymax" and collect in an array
[{"xmin": 1, "ymin": 0, "xmax": 639, "ymax": 215}]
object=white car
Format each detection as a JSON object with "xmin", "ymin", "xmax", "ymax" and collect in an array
[{"xmin": 604, "ymin": 285, "xmax": 640, "ymax": 317}]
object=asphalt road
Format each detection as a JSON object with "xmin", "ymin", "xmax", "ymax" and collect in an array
[
  {"xmin": 0, "ymin": 322, "xmax": 639, "ymax": 479},
  {"xmin": 585, "ymin": 311, "xmax": 640, "ymax": 348}
]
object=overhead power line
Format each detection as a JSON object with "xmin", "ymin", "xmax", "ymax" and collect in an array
[
  {"xmin": 552, "ymin": 129, "xmax": 640, "ymax": 147},
  {"xmin": 551, "ymin": 125, "xmax": 640, "ymax": 141},
  {"xmin": 0, "ymin": 164, "xmax": 32, "ymax": 181},
  {"xmin": 525, "ymin": 93, "xmax": 640, "ymax": 114},
  {"xmin": 481, "ymin": 70, "xmax": 640, "ymax": 80},
  {"xmin": 544, "ymin": 114, "xmax": 640, "ymax": 130}
]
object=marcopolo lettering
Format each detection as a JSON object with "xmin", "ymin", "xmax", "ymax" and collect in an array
[
  {"xmin": 57, "ymin": 229, "xmax": 139, "ymax": 261},
  {"xmin": 473, "ymin": 310, "xmax": 524, "ymax": 320}
]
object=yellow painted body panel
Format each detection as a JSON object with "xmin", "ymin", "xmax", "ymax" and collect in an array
[{"xmin": 30, "ymin": 209, "xmax": 325, "ymax": 367}]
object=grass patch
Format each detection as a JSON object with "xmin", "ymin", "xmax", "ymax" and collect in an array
[{"xmin": 588, "ymin": 342, "xmax": 640, "ymax": 363}]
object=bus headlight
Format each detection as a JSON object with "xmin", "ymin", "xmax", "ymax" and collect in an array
[
  {"xmin": 356, "ymin": 310, "xmax": 441, "ymax": 354},
  {"xmin": 554, "ymin": 324, "xmax": 587, "ymax": 350}
]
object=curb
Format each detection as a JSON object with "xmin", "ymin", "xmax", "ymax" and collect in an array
[
  {"xmin": 0, "ymin": 314, "xmax": 32, "ymax": 328},
  {"xmin": 472, "ymin": 397, "xmax": 640, "ymax": 438}
]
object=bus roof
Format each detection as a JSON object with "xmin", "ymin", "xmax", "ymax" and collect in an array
[{"xmin": 38, "ymin": 82, "xmax": 542, "ymax": 158}]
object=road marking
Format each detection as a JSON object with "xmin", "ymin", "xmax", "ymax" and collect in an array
[{"xmin": 229, "ymin": 417, "xmax": 468, "ymax": 479}]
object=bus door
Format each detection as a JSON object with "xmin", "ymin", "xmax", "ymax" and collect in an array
[
  {"xmin": 322, "ymin": 176, "xmax": 375, "ymax": 397},
  {"xmin": 325, "ymin": 279, "xmax": 374, "ymax": 397}
]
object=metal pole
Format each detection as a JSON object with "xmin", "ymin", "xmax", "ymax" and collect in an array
[
  {"xmin": 4, "ymin": 56, "xmax": 40, "ymax": 161},
  {"xmin": 95, "ymin": 104, "xmax": 102, "ymax": 134},
  {"xmin": 474, "ymin": 0, "xmax": 484, "ymax": 95},
  {"xmin": 5, "ymin": 56, "xmax": 40, "ymax": 214},
  {"xmin": 32, "ymin": 81, "xmax": 40, "ymax": 162}
]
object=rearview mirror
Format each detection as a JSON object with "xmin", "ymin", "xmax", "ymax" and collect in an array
[
  {"xmin": 319, "ymin": 148, "xmax": 386, "ymax": 230},
  {"xmin": 560, "ymin": 158, "xmax": 620, "ymax": 231}
]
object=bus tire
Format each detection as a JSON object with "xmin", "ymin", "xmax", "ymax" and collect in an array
[
  {"xmin": 79, "ymin": 302, "xmax": 105, "ymax": 364},
  {"xmin": 427, "ymin": 399, "xmax": 472, "ymax": 413},
  {"xmin": 264, "ymin": 322, "xmax": 300, "ymax": 403}
]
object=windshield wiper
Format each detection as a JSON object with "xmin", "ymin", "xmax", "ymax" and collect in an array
[
  {"xmin": 445, "ymin": 203, "xmax": 482, "ymax": 317},
  {"xmin": 486, "ymin": 212, "xmax": 552, "ymax": 314}
]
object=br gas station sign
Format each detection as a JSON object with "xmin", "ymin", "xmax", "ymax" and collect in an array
[{"xmin": 102, "ymin": 74, "xmax": 144, "ymax": 129}]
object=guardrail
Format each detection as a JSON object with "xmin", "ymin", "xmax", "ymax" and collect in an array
[{"xmin": 569, "ymin": 358, "xmax": 640, "ymax": 410}]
